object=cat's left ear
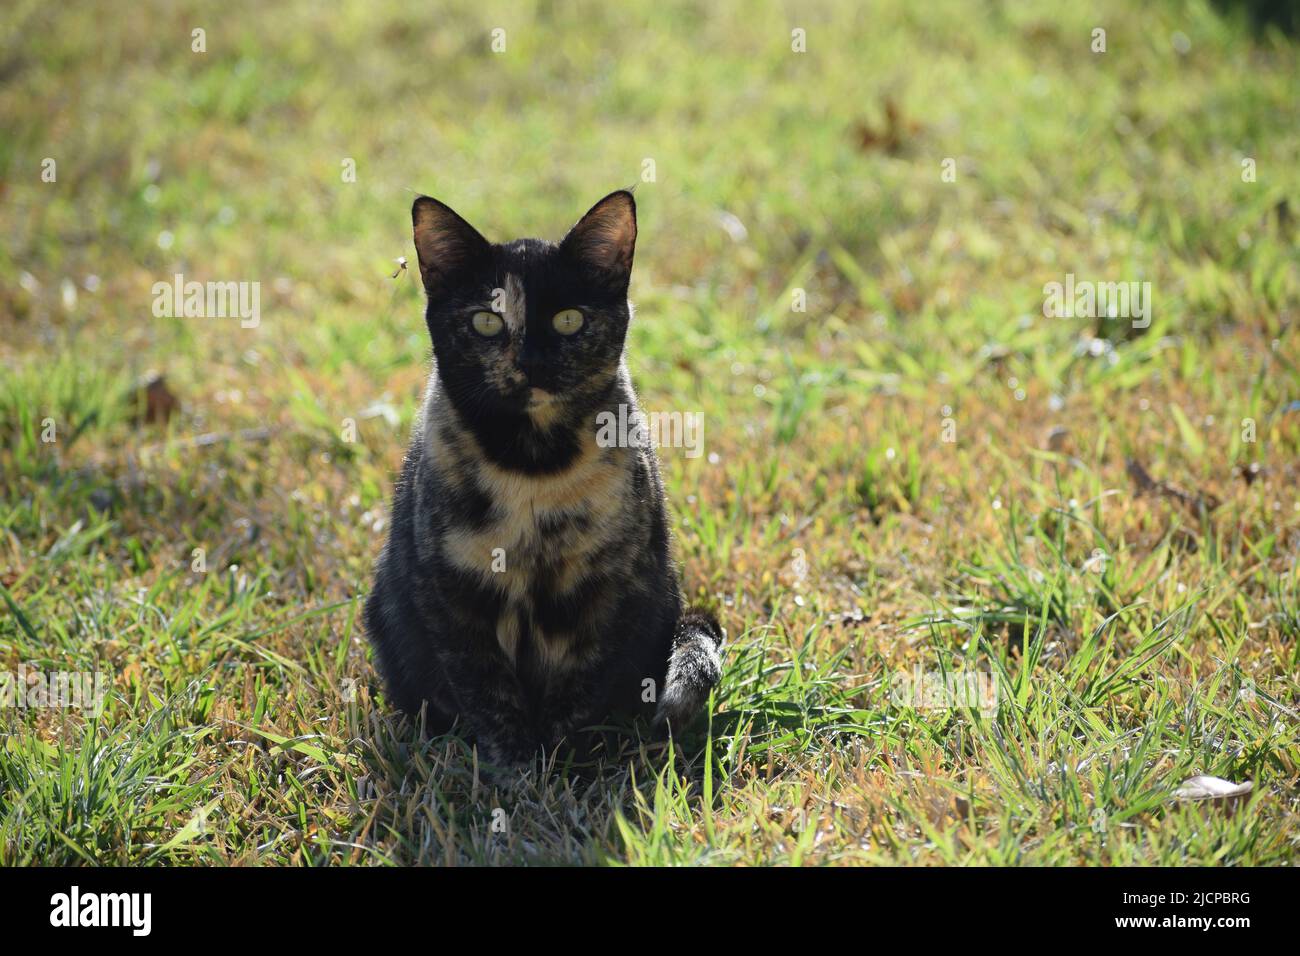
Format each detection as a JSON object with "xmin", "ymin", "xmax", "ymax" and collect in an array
[
  {"xmin": 560, "ymin": 190, "xmax": 636, "ymax": 288},
  {"xmin": 411, "ymin": 196, "xmax": 491, "ymax": 299}
]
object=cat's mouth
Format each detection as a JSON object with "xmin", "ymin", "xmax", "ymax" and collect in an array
[{"xmin": 524, "ymin": 387, "xmax": 565, "ymax": 427}]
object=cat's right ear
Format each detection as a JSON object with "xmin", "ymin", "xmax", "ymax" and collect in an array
[{"xmin": 411, "ymin": 197, "xmax": 491, "ymax": 298}]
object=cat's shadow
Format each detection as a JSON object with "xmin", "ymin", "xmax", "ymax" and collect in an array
[
  {"xmin": 364, "ymin": 703, "xmax": 723, "ymax": 792},
  {"xmin": 355, "ymin": 696, "xmax": 834, "ymax": 861}
]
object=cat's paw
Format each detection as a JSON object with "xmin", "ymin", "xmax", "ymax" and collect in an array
[
  {"xmin": 474, "ymin": 731, "xmax": 549, "ymax": 783},
  {"xmin": 480, "ymin": 759, "xmax": 530, "ymax": 791}
]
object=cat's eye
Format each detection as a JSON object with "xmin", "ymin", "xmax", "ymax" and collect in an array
[
  {"xmin": 552, "ymin": 309, "xmax": 584, "ymax": 336},
  {"xmin": 471, "ymin": 311, "xmax": 504, "ymax": 338}
]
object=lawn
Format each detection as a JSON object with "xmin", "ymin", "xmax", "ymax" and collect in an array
[{"xmin": 1, "ymin": 0, "xmax": 1298, "ymax": 865}]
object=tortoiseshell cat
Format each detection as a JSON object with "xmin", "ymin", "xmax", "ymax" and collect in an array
[{"xmin": 365, "ymin": 190, "xmax": 723, "ymax": 767}]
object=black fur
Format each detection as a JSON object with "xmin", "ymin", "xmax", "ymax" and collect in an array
[{"xmin": 365, "ymin": 191, "xmax": 722, "ymax": 767}]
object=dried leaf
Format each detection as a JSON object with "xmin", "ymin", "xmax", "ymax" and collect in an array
[
  {"xmin": 1126, "ymin": 457, "xmax": 1221, "ymax": 514},
  {"xmin": 850, "ymin": 96, "xmax": 919, "ymax": 155},
  {"xmin": 1235, "ymin": 462, "xmax": 1264, "ymax": 486},
  {"xmin": 1044, "ymin": 425, "xmax": 1070, "ymax": 452},
  {"xmin": 131, "ymin": 372, "xmax": 179, "ymax": 426}
]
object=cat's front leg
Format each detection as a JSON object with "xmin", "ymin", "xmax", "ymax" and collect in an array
[
  {"xmin": 437, "ymin": 644, "xmax": 538, "ymax": 769},
  {"xmin": 536, "ymin": 664, "xmax": 612, "ymax": 761}
]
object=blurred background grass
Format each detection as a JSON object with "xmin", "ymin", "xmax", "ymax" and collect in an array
[{"xmin": 1, "ymin": 0, "xmax": 1298, "ymax": 864}]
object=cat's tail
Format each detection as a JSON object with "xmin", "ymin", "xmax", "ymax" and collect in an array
[{"xmin": 655, "ymin": 608, "xmax": 724, "ymax": 729}]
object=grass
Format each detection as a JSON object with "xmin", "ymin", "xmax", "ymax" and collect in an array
[{"xmin": 1, "ymin": 0, "xmax": 1298, "ymax": 865}]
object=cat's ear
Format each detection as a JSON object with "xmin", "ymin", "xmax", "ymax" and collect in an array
[
  {"xmin": 411, "ymin": 196, "xmax": 491, "ymax": 298},
  {"xmin": 560, "ymin": 190, "xmax": 636, "ymax": 288}
]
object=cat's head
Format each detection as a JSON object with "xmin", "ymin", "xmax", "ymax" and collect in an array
[{"xmin": 411, "ymin": 191, "xmax": 636, "ymax": 429}]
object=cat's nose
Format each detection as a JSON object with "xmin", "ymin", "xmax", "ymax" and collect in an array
[{"xmin": 517, "ymin": 348, "xmax": 546, "ymax": 381}]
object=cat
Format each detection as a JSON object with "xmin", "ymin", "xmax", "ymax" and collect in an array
[{"xmin": 364, "ymin": 189, "xmax": 724, "ymax": 768}]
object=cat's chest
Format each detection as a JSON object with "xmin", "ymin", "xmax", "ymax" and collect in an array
[
  {"xmin": 437, "ymin": 448, "xmax": 635, "ymax": 666},
  {"xmin": 446, "ymin": 451, "xmax": 627, "ymax": 566}
]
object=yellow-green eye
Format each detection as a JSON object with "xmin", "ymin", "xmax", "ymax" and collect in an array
[
  {"xmin": 552, "ymin": 309, "xmax": 584, "ymax": 335},
  {"xmin": 471, "ymin": 311, "xmax": 504, "ymax": 337}
]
